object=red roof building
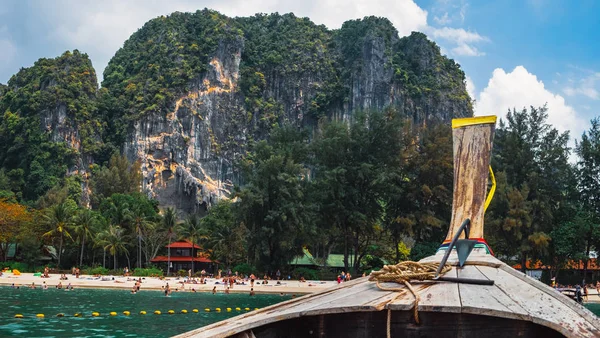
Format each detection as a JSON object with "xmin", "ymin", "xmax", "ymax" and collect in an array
[{"xmin": 150, "ymin": 239, "xmax": 215, "ymax": 274}]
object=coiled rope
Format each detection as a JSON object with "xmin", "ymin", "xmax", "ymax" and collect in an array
[{"xmin": 369, "ymin": 261, "xmax": 451, "ymax": 338}]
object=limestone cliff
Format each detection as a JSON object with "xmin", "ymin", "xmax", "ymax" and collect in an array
[
  {"xmin": 0, "ymin": 50, "xmax": 99, "ymax": 203},
  {"xmin": 103, "ymin": 11, "xmax": 472, "ymax": 213}
]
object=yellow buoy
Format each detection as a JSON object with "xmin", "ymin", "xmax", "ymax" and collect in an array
[
  {"xmin": 235, "ymin": 307, "xmax": 241, "ymax": 311},
  {"xmin": 56, "ymin": 313, "xmax": 64, "ymax": 317},
  {"xmin": 181, "ymin": 309, "xmax": 188, "ymax": 314},
  {"xmin": 215, "ymin": 308, "xmax": 221, "ymax": 312},
  {"xmin": 74, "ymin": 313, "xmax": 82, "ymax": 317},
  {"xmin": 14, "ymin": 314, "xmax": 23, "ymax": 318},
  {"xmin": 192, "ymin": 309, "xmax": 199, "ymax": 313},
  {"xmin": 255, "ymin": 308, "xmax": 259, "ymax": 310},
  {"xmin": 123, "ymin": 311, "xmax": 130, "ymax": 316},
  {"xmin": 154, "ymin": 310, "xmax": 161, "ymax": 315},
  {"xmin": 92, "ymin": 312, "xmax": 100, "ymax": 317},
  {"xmin": 36, "ymin": 314, "xmax": 45, "ymax": 318},
  {"xmin": 204, "ymin": 308, "xmax": 210, "ymax": 312},
  {"xmin": 140, "ymin": 311, "xmax": 147, "ymax": 315},
  {"xmin": 168, "ymin": 310, "xmax": 175, "ymax": 314},
  {"xmin": 245, "ymin": 308, "xmax": 250, "ymax": 311},
  {"xmin": 110, "ymin": 312, "xmax": 117, "ymax": 316},
  {"xmin": 226, "ymin": 308, "xmax": 232, "ymax": 312}
]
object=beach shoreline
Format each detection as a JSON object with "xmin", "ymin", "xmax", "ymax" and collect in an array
[{"xmin": 0, "ymin": 272, "xmax": 336, "ymax": 295}]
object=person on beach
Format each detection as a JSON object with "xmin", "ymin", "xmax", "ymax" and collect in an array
[
  {"xmin": 43, "ymin": 267, "xmax": 49, "ymax": 278},
  {"xmin": 584, "ymin": 284, "xmax": 589, "ymax": 301},
  {"xmin": 188, "ymin": 269, "xmax": 192, "ymax": 279},
  {"xmin": 212, "ymin": 286, "xmax": 217, "ymax": 294},
  {"xmin": 276, "ymin": 269, "xmax": 281, "ymax": 280},
  {"xmin": 75, "ymin": 268, "xmax": 80, "ymax": 278},
  {"xmin": 165, "ymin": 283, "xmax": 171, "ymax": 296},
  {"xmin": 250, "ymin": 274, "xmax": 255, "ymax": 287}
]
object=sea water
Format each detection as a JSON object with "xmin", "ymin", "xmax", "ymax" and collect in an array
[{"xmin": 0, "ymin": 286, "xmax": 291, "ymax": 337}]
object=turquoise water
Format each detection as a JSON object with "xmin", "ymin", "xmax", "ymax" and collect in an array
[
  {"xmin": 586, "ymin": 303, "xmax": 600, "ymax": 316},
  {"xmin": 0, "ymin": 286, "xmax": 291, "ymax": 337}
]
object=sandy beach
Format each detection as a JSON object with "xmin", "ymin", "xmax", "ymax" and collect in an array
[{"xmin": 0, "ymin": 271, "xmax": 337, "ymax": 295}]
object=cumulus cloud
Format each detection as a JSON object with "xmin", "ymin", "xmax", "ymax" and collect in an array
[
  {"xmin": 476, "ymin": 66, "xmax": 585, "ymax": 138},
  {"xmin": 430, "ymin": 26, "xmax": 488, "ymax": 56},
  {"xmin": 465, "ymin": 75, "xmax": 475, "ymax": 100}
]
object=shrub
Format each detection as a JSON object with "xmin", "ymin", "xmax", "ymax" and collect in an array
[
  {"xmin": 133, "ymin": 267, "xmax": 163, "ymax": 277},
  {"xmin": 232, "ymin": 263, "xmax": 256, "ymax": 276},
  {"xmin": 291, "ymin": 267, "xmax": 318, "ymax": 280},
  {"xmin": 177, "ymin": 269, "xmax": 187, "ymax": 277},
  {"xmin": 83, "ymin": 266, "xmax": 109, "ymax": 275},
  {"xmin": 1, "ymin": 261, "xmax": 30, "ymax": 273}
]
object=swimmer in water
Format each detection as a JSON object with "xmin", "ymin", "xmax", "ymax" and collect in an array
[
  {"xmin": 212, "ymin": 286, "xmax": 216, "ymax": 294},
  {"xmin": 250, "ymin": 288, "xmax": 255, "ymax": 296}
]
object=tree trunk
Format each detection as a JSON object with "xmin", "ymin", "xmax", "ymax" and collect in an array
[
  {"xmin": 103, "ymin": 248, "xmax": 106, "ymax": 269},
  {"xmin": 584, "ymin": 239, "xmax": 591, "ymax": 285},
  {"xmin": 343, "ymin": 227, "xmax": 349, "ymax": 272},
  {"xmin": 114, "ymin": 254, "xmax": 117, "ymax": 270},
  {"xmin": 58, "ymin": 233, "xmax": 64, "ymax": 268},
  {"xmin": 79, "ymin": 236, "xmax": 85, "ymax": 267},
  {"xmin": 167, "ymin": 234, "xmax": 172, "ymax": 276},
  {"xmin": 138, "ymin": 235, "xmax": 142, "ymax": 269},
  {"xmin": 520, "ymin": 251, "xmax": 527, "ymax": 273}
]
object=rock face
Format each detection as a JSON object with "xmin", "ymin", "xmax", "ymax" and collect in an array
[
  {"xmin": 112, "ymin": 13, "xmax": 473, "ymax": 214},
  {"xmin": 0, "ymin": 50, "xmax": 98, "ymax": 203},
  {"xmin": 123, "ymin": 38, "xmax": 246, "ymax": 213}
]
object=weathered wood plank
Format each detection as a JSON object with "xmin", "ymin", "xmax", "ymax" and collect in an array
[
  {"xmin": 303, "ymin": 281, "xmax": 399, "ymax": 314},
  {"xmin": 479, "ymin": 265, "xmax": 600, "ymax": 337},
  {"xmin": 419, "ymin": 251, "xmax": 503, "ymax": 268},
  {"xmin": 447, "ymin": 117, "xmax": 496, "ymax": 240},
  {"xmin": 498, "ymin": 264, "xmax": 600, "ymax": 329},
  {"xmin": 418, "ymin": 267, "xmax": 462, "ymax": 313},
  {"xmin": 458, "ymin": 265, "xmax": 530, "ymax": 320}
]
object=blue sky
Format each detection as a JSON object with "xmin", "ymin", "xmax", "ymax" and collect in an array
[{"xmin": 0, "ymin": 0, "xmax": 597, "ymax": 142}]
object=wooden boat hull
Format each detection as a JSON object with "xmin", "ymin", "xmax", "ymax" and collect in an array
[{"xmin": 174, "ymin": 252, "xmax": 600, "ymax": 338}]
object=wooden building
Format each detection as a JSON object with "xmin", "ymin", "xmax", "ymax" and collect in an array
[{"xmin": 150, "ymin": 240, "xmax": 215, "ymax": 273}]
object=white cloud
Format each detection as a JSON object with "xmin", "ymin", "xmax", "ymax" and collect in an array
[
  {"xmin": 476, "ymin": 66, "xmax": 585, "ymax": 138},
  {"xmin": 430, "ymin": 26, "xmax": 488, "ymax": 57},
  {"xmin": 434, "ymin": 12, "xmax": 451, "ymax": 25},
  {"xmin": 562, "ymin": 72, "xmax": 600, "ymax": 100},
  {"xmin": 465, "ymin": 75, "xmax": 475, "ymax": 100},
  {"xmin": 36, "ymin": 0, "xmax": 429, "ymax": 81}
]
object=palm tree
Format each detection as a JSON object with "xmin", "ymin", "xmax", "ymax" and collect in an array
[
  {"xmin": 131, "ymin": 205, "xmax": 151, "ymax": 269},
  {"xmin": 162, "ymin": 207, "xmax": 177, "ymax": 275},
  {"xmin": 72, "ymin": 209, "xmax": 97, "ymax": 267},
  {"xmin": 42, "ymin": 202, "xmax": 75, "ymax": 268},
  {"xmin": 179, "ymin": 213, "xmax": 204, "ymax": 274},
  {"xmin": 97, "ymin": 224, "xmax": 128, "ymax": 270}
]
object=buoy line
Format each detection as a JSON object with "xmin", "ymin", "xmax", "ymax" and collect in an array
[{"xmin": 11, "ymin": 307, "xmax": 261, "ymax": 319}]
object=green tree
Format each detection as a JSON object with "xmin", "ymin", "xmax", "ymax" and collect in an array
[
  {"xmin": 237, "ymin": 125, "xmax": 312, "ymax": 272},
  {"xmin": 201, "ymin": 200, "xmax": 247, "ymax": 268},
  {"xmin": 72, "ymin": 208, "xmax": 98, "ymax": 267},
  {"xmin": 179, "ymin": 213, "xmax": 203, "ymax": 273},
  {"xmin": 42, "ymin": 202, "xmax": 76, "ymax": 268},
  {"xmin": 161, "ymin": 207, "xmax": 178, "ymax": 275},
  {"xmin": 97, "ymin": 224, "xmax": 129, "ymax": 270},
  {"xmin": 575, "ymin": 118, "xmax": 600, "ymax": 281}
]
